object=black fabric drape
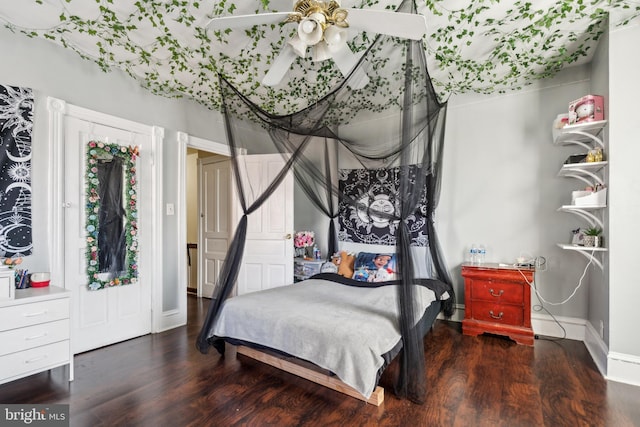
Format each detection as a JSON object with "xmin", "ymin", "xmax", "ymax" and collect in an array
[
  {"xmin": 196, "ymin": 0, "xmax": 453, "ymax": 403},
  {"xmin": 97, "ymin": 158, "xmax": 126, "ymax": 275}
]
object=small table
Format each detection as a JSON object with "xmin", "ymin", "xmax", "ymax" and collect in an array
[{"xmin": 461, "ymin": 263, "xmax": 535, "ymax": 346}]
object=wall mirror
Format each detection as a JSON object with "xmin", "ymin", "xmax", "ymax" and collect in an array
[{"xmin": 85, "ymin": 141, "xmax": 139, "ymax": 290}]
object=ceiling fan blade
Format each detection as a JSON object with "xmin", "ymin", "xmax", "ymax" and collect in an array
[
  {"xmin": 331, "ymin": 46, "xmax": 370, "ymax": 90},
  {"xmin": 345, "ymin": 9, "xmax": 427, "ymax": 40},
  {"xmin": 205, "ymin": 12, "xmax": 293, "ymax": 31},
  {"xmin": 262, "ymin": 44, "xmax": 298, "ymax": 86}
]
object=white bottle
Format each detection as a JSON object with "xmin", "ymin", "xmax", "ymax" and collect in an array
[
  {"xmin": 478, "ymin": 244, "xmax": 486, "ymax": 264},
  {"xmin": 469, "ymin": 243, "xmax": 478, "ymax": 264}
]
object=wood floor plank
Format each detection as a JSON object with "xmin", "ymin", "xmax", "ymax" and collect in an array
[{"xmin": 1, "ymin": 295, "xmax": 639, "ymax": 426}]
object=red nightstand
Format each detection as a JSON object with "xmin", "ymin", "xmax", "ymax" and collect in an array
[{"xmin": 461, "ymin": 263, "xmax": 535, "ymax": 346}]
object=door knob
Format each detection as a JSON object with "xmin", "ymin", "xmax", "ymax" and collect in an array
[{"xmin": 285, "ymin": 234, "xmax": 292, "ymax": 239}]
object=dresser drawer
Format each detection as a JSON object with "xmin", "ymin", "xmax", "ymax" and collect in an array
[
  {"xmin": 0, "ymin": 319, "xmax": 70, "ymax": 356},
  {"xmin": 0, "ymin": 341, "xmax": 70, "ymax": 382},
  {"xmin": 470, "ymin": 280, "xmax": 524, "ymax": 304},
  {"xmin": 0, "ymin": 298, "xmax": 70, "ymax": 331},
  {"xmin": 470, "ymin": 301, "xmax": 524, "ymax": 326}
]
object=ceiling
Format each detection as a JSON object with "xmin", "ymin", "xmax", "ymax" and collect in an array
[{"xmin": 0, "ymin": 1, "xmax": 637, "ymax": 115}]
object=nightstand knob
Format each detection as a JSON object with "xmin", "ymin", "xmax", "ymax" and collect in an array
[
  {"xmin": 489, "ymin": 310, "xmax": 504, "ymax": 320},
  {"xmin": 489, "ymin": 288, "xmax": 504, "ymax": 297}
]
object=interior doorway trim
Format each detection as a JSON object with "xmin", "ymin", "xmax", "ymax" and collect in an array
[{"xmin": 177, "ymin": 132, "xmax": 231, "ymax": 306}]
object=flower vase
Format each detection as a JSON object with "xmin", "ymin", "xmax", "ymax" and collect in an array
[
  {"xmin": 583, "ymin": 235, "xmax": 602, "ymax": 248},
  {"xmin": 295, "ymin": 247, "xmax": 306, "ymax": 258},
  {"xmin": 305, "ymin": 246, "xmax": 314, "ymax": 259}
]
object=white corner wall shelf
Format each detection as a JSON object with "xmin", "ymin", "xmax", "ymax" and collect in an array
[
  {"xmin": 558, "ymin": 161, "xmax": 608, "ymax": 187},
  {"xmin": 553, "ymin": 120, "xmax": 607, "ymax": 150},
  {"xmin": 558, "ymin": 205, "xmax": 606, "ymax": 229},
  {"xmin": 556, "ymin": 244, "xmax": 607, "ymax": 270},
  {"xmin": 553, "ymin": 118, "xmax": 607, "ymax": 270}
]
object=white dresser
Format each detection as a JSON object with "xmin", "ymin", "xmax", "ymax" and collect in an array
[{"xmin": 0, "ymin": 285, "xmax": 73, "ymax": 385}]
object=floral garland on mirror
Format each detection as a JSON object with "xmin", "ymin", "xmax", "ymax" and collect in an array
[{"xmin": 85, "ymin": 140, "xmax": 140, "ymax": 290}]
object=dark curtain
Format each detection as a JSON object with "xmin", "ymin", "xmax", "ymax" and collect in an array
[{"xmin": 196, "ymin": 0, "xmax": 452, "ymax": 403}]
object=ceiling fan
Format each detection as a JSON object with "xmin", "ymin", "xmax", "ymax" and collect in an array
[{"xmin": 206, "ymin": 0, "xmax": 427, "ymax": 88}]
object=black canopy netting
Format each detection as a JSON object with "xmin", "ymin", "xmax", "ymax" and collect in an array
[{"xmin": 196, "ymin": 0, "xmax": 453, "ymax": 403}]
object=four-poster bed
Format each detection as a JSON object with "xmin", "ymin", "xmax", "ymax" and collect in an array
[{"xmin": 196, "ymin": 0, "xmax": 454, "ymax": 404}]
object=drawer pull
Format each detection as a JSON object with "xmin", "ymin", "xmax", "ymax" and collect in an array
[
  {"xmin": 489, "ymin": 310, "xmax": 504, "ymax": 320},
  {"xmin": 25, "ymin": 355, "xmax": 48, "ymax": 364},
  {"xmin": 489, "ymin": 288, "xmax": 504, "ymax": 297},
  {"xmin": 25, "ymin": 333, "xmax": 48, "ymax": 341},
  {"xmin": 23, "ymin": 310, "xmax": 48, "ymax": 318}
]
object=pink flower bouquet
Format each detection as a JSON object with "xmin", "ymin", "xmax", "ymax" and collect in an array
[{"xmin": 294, "ymin": 231, "xmax": 314, "ymax": 248}]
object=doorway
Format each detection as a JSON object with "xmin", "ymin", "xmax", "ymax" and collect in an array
[
  {"xmin": 178, "ymin": 133, "xmax": 232, "ymax": 327},
  {"xmin": 185, "ymin": 149, "xmax": 231, "ymax": 298}
]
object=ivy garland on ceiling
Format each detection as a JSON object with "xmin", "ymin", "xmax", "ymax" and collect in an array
[{"xmin": 3, "ymin": 0, "xmax": 639, "ymax": 114}]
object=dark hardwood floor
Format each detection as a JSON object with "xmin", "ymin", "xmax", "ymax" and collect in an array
[{"xmin": 1, "ymin": 295, "xmax": 639, "ymax": 426}]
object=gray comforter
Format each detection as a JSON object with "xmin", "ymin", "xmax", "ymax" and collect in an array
[{"xmin": 212, "ymin": 278, "xmax": 439, "ymax": 398}]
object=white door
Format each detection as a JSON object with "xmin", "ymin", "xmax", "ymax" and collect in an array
[
  {"xmin": 236, "ymin": 154, "xmax": 294, "ymax": 295},
  {"xmin": 63, "ymin": 116, "xmax": 152, "ymax": 354},
  {"xmin": 198, "ymin": 156, "xmax": 232, "ymax": 298}
]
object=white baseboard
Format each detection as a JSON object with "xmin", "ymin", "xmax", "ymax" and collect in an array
[
  {"xmin": 607, "ymin": 352, "xmax": 640, "ymax": 387},
  {"xmin": 153, "ymin": 309, "xmax": 186, "ymax": 333},
  {"xmin": 584, "ymin": 321, "xmax": 609, "ymax": 377},
  {"xmin": 531, "ymin": 313, "xmax": 586, "ymax": 341}
]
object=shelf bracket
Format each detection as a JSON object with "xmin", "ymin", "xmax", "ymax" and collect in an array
[
  {"xmin": 561, "ymin": 130, "xmax": 604, "ymax": 149},
  {"xmin": 563, "ymin": 171, "xmax": 604, "ymax": 187},
  {"xmin": 556, "ymin": 244, "xmax": 606, "ymax": 270},
  {"xmin": 558, "ymin": 207, "xmax": 603, "ymax": 228},
  {"xmin": 572, "ymin": 248, "xmax": 604, "ymax": 270}
]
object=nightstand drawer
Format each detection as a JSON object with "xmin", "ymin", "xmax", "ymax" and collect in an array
[
  {"xmin": 0, "ymin": 298, "xmax": 70, "ymax": 331},
  {"xmin": 471, "ymin": 301, "xmax": 524, "ymax": 326},
  {"xmin": 0, "ymin": 319, "xmax": 70, "ymax": 356},
  {"xmin": 470, "ymin": 280, "xmax": 524, "ymax": 304}
]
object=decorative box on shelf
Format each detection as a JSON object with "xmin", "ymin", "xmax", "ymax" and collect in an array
[
  {"xmin": 0, "ymin": 268, "xmax": 15, "ymax": 300},
  {"xmin": 573, "ymin": 188, "xmax": 607, "ymax": 207}
]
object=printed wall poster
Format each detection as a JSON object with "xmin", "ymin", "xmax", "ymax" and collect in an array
[
  {"xmin": 0, "ymin": 85, "xmax": 33, "ymax": 257},
  {"xmin": 337, "ymin": 165, "xmax": 428, "ymax": 246}
]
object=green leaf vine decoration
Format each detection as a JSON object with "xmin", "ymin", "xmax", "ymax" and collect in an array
[
  {"xmin": 85, "ymin": 141, "xmax": 140, "ymax": 291},
  {"xmin": 1, "ymin": 1, "xmax": 638, "ymax": 115}
]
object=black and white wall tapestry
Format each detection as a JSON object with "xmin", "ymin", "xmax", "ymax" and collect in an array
[
  {"xmin": 338, "ymin": 165, "xmax": 428, "ymax": 246},
  {"xmin": 0, "ymin": 85, "xmax": 33, "ymax": 257}
]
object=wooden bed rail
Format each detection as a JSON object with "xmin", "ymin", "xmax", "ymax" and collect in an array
[{"xmin": 235, "ymin": 345, "xmax": 385, "ymax": 406}]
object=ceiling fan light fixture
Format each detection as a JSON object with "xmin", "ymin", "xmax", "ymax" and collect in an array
[
  {"xmin": 323, "ymin": 24, "xmax": 347, "ymax": 51},
  {"xmin": 312, "ymin": 41, "xmax": 332, "ymax": 62},
  {"xmin": 298, "ymin": 12, "xmax": 325, "ymax": 46},
  {"xmin": 288, "ymin": 34, "xmax": 308, "ymax": 58}
]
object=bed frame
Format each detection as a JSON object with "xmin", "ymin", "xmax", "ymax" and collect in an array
[{"xmin": 235, "ymin": 345, "xmax": 385, "ymax": 406}]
